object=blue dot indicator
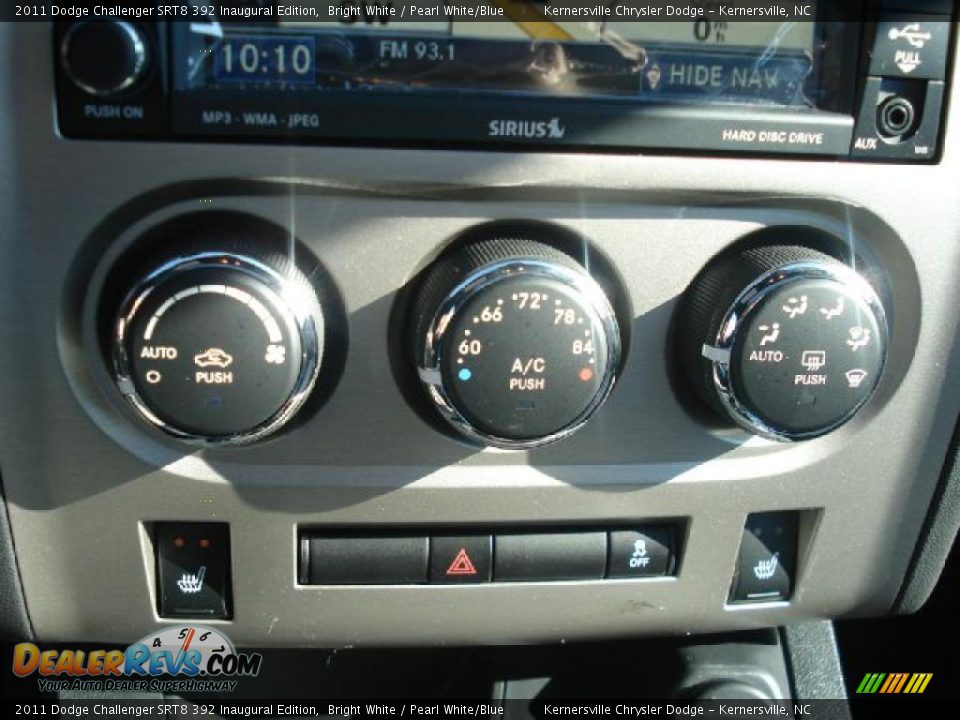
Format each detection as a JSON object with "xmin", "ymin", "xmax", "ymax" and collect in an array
[{"xmin": 458, "ymin": 368, "xmax": 473, "ymax": 382}]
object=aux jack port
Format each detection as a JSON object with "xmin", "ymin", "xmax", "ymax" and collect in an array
[{"xmin": 877, "ymin": 95, "xmax": 917, "ymax": 139}]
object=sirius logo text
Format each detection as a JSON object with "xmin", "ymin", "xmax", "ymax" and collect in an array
[{"xmin": 488, "ymin": 118, "xmax": 566, "ymax": 139}]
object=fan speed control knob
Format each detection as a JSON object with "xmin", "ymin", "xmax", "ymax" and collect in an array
[
  {"xmin": 675, "ymin": 245, "xmax": 888, "ymax": 441},
  {"xmin": 113, "ymin": 252, "xmax": 324, "ymax": 446}
]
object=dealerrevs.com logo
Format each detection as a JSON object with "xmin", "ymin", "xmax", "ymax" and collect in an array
[
  {"xmin": 12, "ymin": 626, "xmax": 261, "ymax": 693},
  {"xmin": 488, "ymin": 118, "xmax": 566, "ymax": 139}
]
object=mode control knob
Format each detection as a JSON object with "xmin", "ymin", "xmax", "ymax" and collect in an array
[
  {"xmin": 675, "ymin": 245, "xmax": 887, "ymax": 440},
  {"xmin": 60, "ymin": 21, "xmax": 149, "ymax": 97},
  {"xmin": 411, "ymin": 238, "xmax": 621, "ymax": 449},
  {"xmin": 113, "ymin": 252, "xmax": 324, "ymax": 446}
]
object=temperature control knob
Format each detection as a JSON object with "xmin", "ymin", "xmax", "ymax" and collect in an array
[
  {"xmin": 412, "ymin": 238, "xmax": 621, "ymax": 449},
  {"xmin": 675, "ymin": 245, "xmax": 887, "ymax": 441},
  {"xmin": 112, "ymin": 252, "xmax": 324, "ymax": 445}
]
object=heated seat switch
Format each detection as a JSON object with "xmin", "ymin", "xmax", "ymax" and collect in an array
[
  {"xmin": 155, "ymin": 523, "xmax": 231, "ymax": 619},
  {"xmin": 730, "ymin": 512, "xmax": 798, "ymax": 604}
]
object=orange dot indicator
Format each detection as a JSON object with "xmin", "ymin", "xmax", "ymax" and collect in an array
[
  {"xmin": 199, "ymin": 538, "xmax": 211, "ymax": 549},
  {"xmin": 579, "ymin": 368, "xmax": 594, "ymax": 382},
  {"xmin": 173, "ymin": 537, "xmax": 185, "ymax": 548}
]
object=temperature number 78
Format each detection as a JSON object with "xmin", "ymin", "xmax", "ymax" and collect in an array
[{"xmin": 555, "ymin": 308, "xmax": 577, "ymax": 325}]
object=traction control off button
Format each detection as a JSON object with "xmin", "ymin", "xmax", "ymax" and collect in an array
[{"xmin": 607, "ymin": 527, "xmax": 674, "ymax": 578}]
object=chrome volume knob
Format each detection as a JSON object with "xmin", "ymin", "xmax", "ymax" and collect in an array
[{"xmin": 61, "ymin": 21, "xmax": 150, "ymax": 97}]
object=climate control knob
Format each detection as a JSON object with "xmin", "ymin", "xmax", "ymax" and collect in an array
[
  {"xmin": 675, "ymin": 245, "xmax": 887, "ymax": 440},
  {"xmin": 112, "ymin": 251, "xmax": 324, "ymax": 446},
  {"xmin": 411, "ymin": 238, "xmax": 621, "ymax": 449}
]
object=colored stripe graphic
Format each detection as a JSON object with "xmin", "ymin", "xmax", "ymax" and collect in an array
[
  {"xmin": 856, "ymin": 673, "xmax": 885, "ymax": 694},
  {"xmin": 875, "ymin": 673, "xmax": 889, "ymax": 693},
  {"xmin": 857, "ymin": 672, "xmax": 932, "ymax": 694},
  {"xmin": 878, "ymin": 674, "xmax": 896, "ymax": 693},
  {"xmin": 905, "ymin": 673, "xmax": 933, "ymax": 693},
  {"xmin": 881, "ymin": 673, "xmax": 906, "ymax": 693}
]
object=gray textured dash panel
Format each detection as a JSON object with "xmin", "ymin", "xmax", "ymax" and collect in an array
[{"xmin": 0, "ymin": 23, "xmax": 959, "ymax": 647}]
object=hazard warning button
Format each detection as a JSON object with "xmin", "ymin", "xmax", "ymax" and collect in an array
[{"xmin": 429, "ymin": 535, "xmax": 492, "ymax": 584}]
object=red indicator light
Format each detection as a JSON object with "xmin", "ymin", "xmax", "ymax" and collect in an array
[
  {"xmin": 199, "ymin": 538, "xmax": 211, "ymax": 549},
  {"xmin": 579, "ymin": 368, "xmax": 594, "ymax": 382},
  {"xmin": 173, "ymin": 536, "xmax": 185, "ymax": 548}
]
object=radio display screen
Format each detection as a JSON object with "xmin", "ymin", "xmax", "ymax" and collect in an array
[{"xmin": 175, "ymin": 3, "xmax": 836, "ymax": 109}]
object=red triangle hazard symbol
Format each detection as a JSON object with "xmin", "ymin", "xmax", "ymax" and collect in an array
[{"xmin": 445, "ymin": 548, "xmax": 478, "ymax": 576}]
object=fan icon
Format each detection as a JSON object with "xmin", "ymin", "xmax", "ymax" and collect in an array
[{"xmin": 265, "ymin": 345, "xmax": 286, "ymax": 365}]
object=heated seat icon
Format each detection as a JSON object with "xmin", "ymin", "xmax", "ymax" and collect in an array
[
  {"xmin": 176, "ymin": 566, "xmax": 207, "ymax": 594},
  {"xmin": 753, "ymin": 553, "xmax": 780, "ymax": 581}
]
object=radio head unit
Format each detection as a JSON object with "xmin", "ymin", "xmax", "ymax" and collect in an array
[{"xmin": 54, "ymin": 1, "xmax": 954, "ymax": 161}]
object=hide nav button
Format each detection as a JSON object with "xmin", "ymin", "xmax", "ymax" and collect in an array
[{"xmin": 429, "ymin": 535, "xmax": 492, "ymax": 584}]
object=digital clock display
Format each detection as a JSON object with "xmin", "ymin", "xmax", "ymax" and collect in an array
[{"xmin": 213, "ymin": 35, "xmax": 315, "ymax": 84}]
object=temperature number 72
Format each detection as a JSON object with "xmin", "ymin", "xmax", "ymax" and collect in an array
[{"xmin": 516, "ymin": 292, "xmax": 543, "ymax": 310}]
